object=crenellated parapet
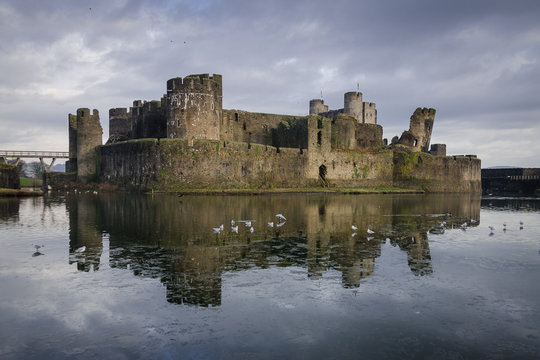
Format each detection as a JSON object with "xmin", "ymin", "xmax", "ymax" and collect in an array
[{"xmin": 166, "ymin": 74, "xmax": 223, "ymax": 144}]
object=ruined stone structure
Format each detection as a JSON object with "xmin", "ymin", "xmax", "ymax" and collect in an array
[
  {"xmin": 67, "ymin": 73, "xmax": 481, "ymax": 192},
  {"xmin": 67, "ymin": 108, "xmax": 102, "ymax": 183}
]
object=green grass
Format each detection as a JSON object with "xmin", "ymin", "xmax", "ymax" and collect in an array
[{"xmin": 20, "ymin": 177, "xmax": 42, "ymax": 187}]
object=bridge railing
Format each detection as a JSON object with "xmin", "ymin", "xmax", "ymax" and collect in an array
[{"xmin": 0, "ymin": 150, "xmax": 73, "ymax": 158}]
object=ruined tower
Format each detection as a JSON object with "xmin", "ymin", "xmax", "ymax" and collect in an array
[
  {"xmin": 397, "ymin": 107, "xmax": 436, "ymax": 152},
  {"xmin": 75, "ymin": 108, "xmax": 102, "ymax": 183},
  {"xmin": 67, "ymin": 114, "xmax": 78, "ymax": 172},
  {"xmin": 166, "ymin": 74, "xmax": 222, "ymax": 144},
  {"xmin": 309, "ymin": 99, "xmax": 329, "ymax": 115}
]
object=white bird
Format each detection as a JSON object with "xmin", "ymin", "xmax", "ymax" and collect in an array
[
  {"xmin": 276, "ymin": 214, "xmax": 286, "ymax": 221},
  {"xmin": 367, "ymin": 229, "xmax": 375, "ymax": 234},
  {"xmin": 213, "ymin": 226, "xmax": 222, "ymax": 233},
  {"xmin": 219, "ymin": 224, "xmax": 224, "ymax": 231},
  {"xmin": 519, "ymin": 221, "xmax": 524, "ymax": 229},
  {"xmin": 488, "ymin": 226, "xmax": 495, "ymax": 232},
  {"xmin": 352, "ymin": 225, "xmax": 358, "ymax": 231},
  {"xmin": 268, "ymin": 222, "xmax": 274, "ymax": 227},
  {"xmin": 276, "ymin": 222, "xmax": 286, "ymax": 227},
  {"xmin": 231, "ymin": 225, "xmax": 238, "ymax": 233},
  {"xmin": 471, "ymin": 219, "xmax": 477, "ymax": 223},
  {"xmin": 249, "ymin": 226, "xmax": 254, "ymax": 233},
  {"xmin": 352, "ymin": 232, "xmax": 357, "ymax": 237},
  {"xmin": 245, "ymin": 220, "xmax": 252, "ymax": 227},
  {"xmin": 75, "ymin": 246, "xmax": 86, "ymax": 253},
  {"xmin": 367, "ymin": 236, "xmax": 374, "ymax": 241},
  {"xmin": 231, "ymin": 220, "xmax": 235, "ymax": 226},
  {"xmin": 440, "ymin": 221, "xmax": 447, "ymax": 227},
  {"xmin": 461, "ymin": 222, "xmax": 467, "ymax": 228}
]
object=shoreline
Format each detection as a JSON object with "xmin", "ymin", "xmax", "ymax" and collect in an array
[{"xmin": 0, "ymin": 188, "xmax": 44, "ymax": 197}]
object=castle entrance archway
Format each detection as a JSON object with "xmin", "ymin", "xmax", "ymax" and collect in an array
[{"xmin": 319, "ymin": 165, "xmax": 328, "ymax": 187}]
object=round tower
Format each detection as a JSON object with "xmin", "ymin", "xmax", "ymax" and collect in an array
[
  {"xmin": 309, "ymin": 99, "xmax": 328, "ymax": 115},
  {"xmin": 166, "ymin": 74, "xmax": 223, "ymax": 144},
  {"xmin": 344, "ymin": 92, "xmax": 363, "ymax": 122}
]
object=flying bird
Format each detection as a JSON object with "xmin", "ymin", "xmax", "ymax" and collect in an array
[
  {"xmin": 352, "ymin": 225, "xmax": 358, "ymax": 231},
  {"xmin": 231, "ymin": 225, "xmax": 238, "ymax": 233},
  {"xmin": 249, "ymin": 226, "xmax": 254, "ymax": 233},
  {"xmin": 367, "ymin": 229, "xmax": 374, "ymax": 234},
  {"xmin": 268, "ymin": 222, "xmax": 274, "ymax": 227}
]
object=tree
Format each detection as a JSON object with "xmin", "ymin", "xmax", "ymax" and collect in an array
[{"xmin": 27, "ymin": 161, "xmax": 44, "ymax": 179}]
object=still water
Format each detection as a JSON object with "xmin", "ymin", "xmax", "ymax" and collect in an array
[{"xmin": 0, "ymin": 193, "xmax": 539, "ymax": 359}]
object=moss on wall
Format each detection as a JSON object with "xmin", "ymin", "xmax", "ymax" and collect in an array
[{"xmin": 0, "ymin": 163, "xmax": 20, "ymax": 189}]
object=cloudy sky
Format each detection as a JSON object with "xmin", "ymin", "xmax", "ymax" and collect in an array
[{"xmin": 1, "ymin": 0, "xmax": 539, "ymax": 167}]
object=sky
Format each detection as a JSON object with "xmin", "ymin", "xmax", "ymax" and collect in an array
[{"xmin": 1, "ymin": 0, "xmax": 539, "ymax": 168}]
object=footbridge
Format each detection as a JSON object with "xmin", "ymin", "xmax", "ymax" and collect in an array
[{"xmin": 0, "ymin": 150, "xmax": 72, "ymax": 172}]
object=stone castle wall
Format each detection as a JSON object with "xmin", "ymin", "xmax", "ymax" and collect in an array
[
  {"xmin": 393, "ymin": 152, "xmax": 481, "ymax": 192},
  {"xmin": 0, "ymin": 163, "xmax": 20, "ymax": 189}
]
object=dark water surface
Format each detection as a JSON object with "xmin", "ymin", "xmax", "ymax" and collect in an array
[{"xmin": 0, "ymin": 193, "xmax": 539, "ymax": 359}]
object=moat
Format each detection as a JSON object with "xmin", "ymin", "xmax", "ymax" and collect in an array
[{"xmin": 1, "ymin": 193, "xmax": 539, "ymax": 359}]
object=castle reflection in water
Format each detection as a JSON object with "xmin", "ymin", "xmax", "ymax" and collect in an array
[{"xmin": 63, "ymin": 193, "xmax": 482, "ymax": 307}]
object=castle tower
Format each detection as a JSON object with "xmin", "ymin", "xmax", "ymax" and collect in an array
[
  {"xmin": 166, "ymin": 74, "xmax": 223, "ymax": 144},
  {"xmin": 362, "ymin": 102, "xmax": 377, "ymax": 124},
  {"xmin": 67, "ymin": 114, "xmax": 78, "ymax": 172},
  {"xmin": 76, "ymin": 108, "xmax": 102, "ymax": 183},
  {"xmin": 344, "ymin": 92, "xmax": 363, "ymax": 122},
  {"xmin": 109, "ymin": 108, "xmax": 132, "ymax": 141},
  {"xmin": 309, "ymin": 99, "xmax": 329, "ymax": 115}
]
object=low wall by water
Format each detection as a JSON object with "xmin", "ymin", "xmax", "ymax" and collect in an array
[
  {"xmin": 96, "ymin": 139, "xmax": 480, "ymax": 192},
  {"xmin": 0, "ymin": 163, "xmax": 20, "ymax": 189}
]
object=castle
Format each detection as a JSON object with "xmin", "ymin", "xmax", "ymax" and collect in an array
[{"xmin": 66, "ymin": 73, "xmax": 480, "ymax": 192}]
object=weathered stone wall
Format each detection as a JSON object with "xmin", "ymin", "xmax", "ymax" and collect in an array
[
  {"xmin": 98, "ymin": 139, "xmax": 310, "ymax": 190},
  {"xmin": 221, "ymin": 110, "xmax": 286, "ymax": 145},
  {"xmin": 393, "ymin": 151, "xmax": 481, "ymax": 192},
  {"xmin": 355, "ymin": 123, "xmax": 383, "ymax": 149},
  {"xmin": 331, "ymin": 115, "xmax": 383, "ymax": 150},
  {"xmin": 398, "ymin": 107, "xmax": 435, "ymax": 152},
  {"xmin": 109, "ymin": 107, "xmax": 132, "ymax": 140},
  {"xmin": 332, "ymin": 114, "xmax": 356, "ymax": 150},
  {"xmin": 166, "ymin": 74, "xmax": 222, "ymax": 144},
  {"xmin": 67, "ymin": 114, "xmax": 77, "ymax": 172},
  {"xmin": 75, "ymin": 108, "xmax": 103, "ymax": 183},
  {"xmin": 309, "ymin": 99, "xmax": 328, "ymax": 115},
  {"xmin": 0, "ymin": 163, "xmax": 20, "ymax": 189},
  {"xmin": 307, "ymin": 115, "xmax": 393, "ymax": 187},
  {"xmin": 363, "ymin": 102, "xmax": 377, "ymax": 124}
]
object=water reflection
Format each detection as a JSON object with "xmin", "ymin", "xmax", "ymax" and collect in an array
[{"xmin": 62, "ymin": 193, "xmax": 480, "ymax": 306}]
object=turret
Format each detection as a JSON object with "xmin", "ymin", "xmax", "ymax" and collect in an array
[
  {"xmin": 166, "ymin": 73, "xmax": 223, "ymax": 145},
  {"xmin": 75, "ymin": 108, "xmax": 102, "ymax": 183},
  {"xmin": 344, "ymin": 92, "xmax": 363, "ymax": 122},
  {"xmin": 309, "ymin": 99, "xmax": 328, "ymax": 115}
]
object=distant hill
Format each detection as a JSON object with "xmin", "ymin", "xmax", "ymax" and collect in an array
[{"xmin": 52, "ymin": 163, "xmax": 65, "ymax": 172}]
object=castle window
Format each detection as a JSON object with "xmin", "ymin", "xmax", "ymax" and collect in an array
[
  {"xmin": 177, "ymin": 119, "xmax": 181, "ymax": 128},
  {"xmin": 317, "ymin": 118, "xmax": 323, "ymax": 129},
  {"xmin": 317, "ymin": 131, "xmax": 322, "ymax": 145},
  {"xmin": 414, "ymin": 139, "xmax": 418, "ymax": 147},
  {"xmin": 235, "ymin": 112, "xmax": 239, "ymax": 122},
  {"xmin": 243, "ymin": 121, "xmax": 247, "ymax": 131}
]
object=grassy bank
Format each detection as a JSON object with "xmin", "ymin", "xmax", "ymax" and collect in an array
[
  {"xmin": 153, "ymin": 186, "xmax": 424, "ymax": 195},
  {"xmin": 0, "ymin": 188, "xmax": 44, "ymax": 197}
]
